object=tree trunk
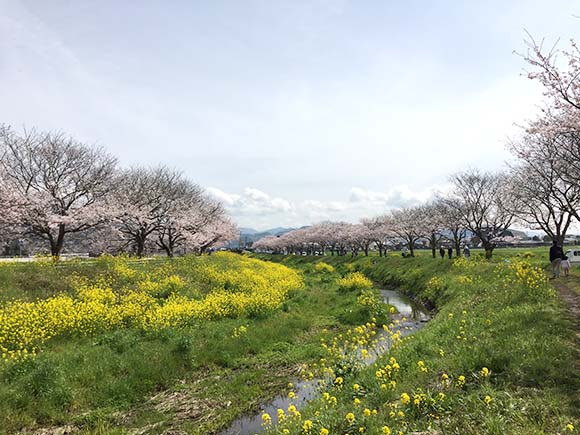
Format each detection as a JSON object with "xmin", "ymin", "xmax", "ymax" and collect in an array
[
  {"xmin": 50, "ymin": 224, "xmax": 66, "ymax": 259},
  {"xmin": 483, "ymin": 241, "xmax": 495, "ymax": 259},
  {"xmin": 430, "ymin": 233, "xmax": 436, "ymax": 258},
  {"xmin": 452, "ymin": 228, "xmax": 463, "ymax": 257},
  {"xmin": 136, "ymin": 239, "xmax": 145, "ymax": 257},
  {"xmin": 164, "ymin": 245, "xmax": 174, "ymax": 257}
]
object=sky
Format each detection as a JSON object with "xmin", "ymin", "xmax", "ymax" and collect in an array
[{"xmin": 1, "ymin": 1, "xmax": 579, "ymax": 230}]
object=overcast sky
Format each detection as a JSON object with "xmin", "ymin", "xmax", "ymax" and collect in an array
[{"xmin": 1, "ymin": 1, "xmax": 579, "ymax": 230}]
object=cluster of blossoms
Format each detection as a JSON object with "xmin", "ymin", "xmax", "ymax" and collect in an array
[
  {"xmin": 314, "ymin": 262, "xmax": 336, "ymax": 274},
  {"xmin": 502, "ymin": 259, "xmax": 547, "ymax": 290},
  {"xmin": 0, "ymin": 253, "xmax": 302, "ymax": 361},
  {"xmin": 336, "ymin": 273, "xmax": 374, "ymax": 293},
  {"xmin": 231, "ymin": 325, "xmax": 248, "ymax": 338}
]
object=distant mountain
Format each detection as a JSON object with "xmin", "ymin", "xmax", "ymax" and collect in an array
[
  {"xmin": 228, "ymin": 227, "xmax": 298, "ymax": 249},
  {"xmin": 239, "ymin": 227, "xmax": 295, "ymax": 237},
  {"xmin": 239, "ymin": 227, "xmax": 259, "ymax": 235},
  {"xmin": 263, "ymin": 227, "xmax": 292, "ymax": 235}
]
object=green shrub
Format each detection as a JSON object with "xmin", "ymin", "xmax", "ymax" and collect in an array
[
  {"xmin": 336, "ymin": 272, "xmax": 373, "ymax": 293},
  {"xmin": 314, "ymin": 262, "xmax": 335, "ymax": 274}
]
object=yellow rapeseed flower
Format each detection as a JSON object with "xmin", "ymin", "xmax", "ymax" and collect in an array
[{"xmin": 261, "ymin": 412, "xmax": 272, "ymax": 425}]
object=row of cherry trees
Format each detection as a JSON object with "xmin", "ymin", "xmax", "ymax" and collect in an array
[
  {"xmin": 255, "ymin": 35, "xmax": 580, "ymax": 259},
  {"xmin": 253, "ymin": 167, "xmax": 555, "ymax": 260},
  {"xmin": 252, "ymin": 195, "xmax": 480, "ymax": 258},
  {"xmin": 0, "ymin": 126, "xmax": 237, "ymax": 258}
]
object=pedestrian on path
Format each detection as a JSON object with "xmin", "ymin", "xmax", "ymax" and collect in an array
[
  {"xmin": 561, "ymin": 255, "xmax": 571, "ymax": 277},
  {"xmin": 549, "ymin": 240, "xmax": 564, "ymax": 279}
]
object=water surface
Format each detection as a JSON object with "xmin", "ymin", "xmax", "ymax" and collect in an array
[{"xmin": 219, "ymin": 289, "xmax": 429, "ymax": 435}]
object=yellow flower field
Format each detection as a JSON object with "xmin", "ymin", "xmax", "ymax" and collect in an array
[{"xmin": 0, "ymin": 253, "xmax": 303, "ymax": 361}]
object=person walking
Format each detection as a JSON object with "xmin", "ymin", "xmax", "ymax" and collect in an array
[
  {"xmin": 447, "ymin": 247, "xmax": 453, "ymax": 259},
  {"xmin": 561, "ymin": 255, "xmax": 571, "ymax": 277},
  {"xmin": 439, "ymin": 247, "xmax": 445, "ymax": 259},
  {"xmin": 549, "ymin": 240, "xmax": 564, "ymax": 279},
  {"xmin": 463, "ymin": 245, "xmax": 471, "ymax": 258}
]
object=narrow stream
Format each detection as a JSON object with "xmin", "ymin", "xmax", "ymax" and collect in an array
[{"xmin": 219, "ymin": 289, "xmax": 430, "ymax": 435}]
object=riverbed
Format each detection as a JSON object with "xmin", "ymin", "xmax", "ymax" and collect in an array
[{"xmin": 219, "ymin": 289, "xmax": 430, "ymax": 435}]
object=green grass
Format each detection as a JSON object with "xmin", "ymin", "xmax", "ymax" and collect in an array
[
  {"xmin": 259, "ymin": 250, "xmax": 579, "ymax": 435},
  {"xmin": 0, "ymin": 255, "xmax": 381, "ymax": 434},
  {"xmin": 1, "ymin": 249, "xmax": 578, "ymax": 434}
]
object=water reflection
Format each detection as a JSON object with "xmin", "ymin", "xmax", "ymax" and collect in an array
[{"xmin": 219, "ymin": 289, "xmax": 429, "ymax": 435}]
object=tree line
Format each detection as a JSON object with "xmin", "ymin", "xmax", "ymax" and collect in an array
[
  {"xmin": 0, "ymin": 127, "xmax": 237, "ymax": 258},
  {"xmin": 255, "ymin": 36, "xmax": 580, "ymax": 259}
]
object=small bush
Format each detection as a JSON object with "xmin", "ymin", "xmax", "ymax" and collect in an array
[
  {"xmin": 357, "ymin": 289, "xmax": 388, "ymax": 323},
  {"xmin": 314, "ymin": 262, "xmax": 335, "ymax": 274},
  {"xmin": 174, "ymin": 335, "xmax": 194, "ymax": 354},
  {"xmin": 336, "ymin": 272, "xmax": 373, "ymax": 293}
]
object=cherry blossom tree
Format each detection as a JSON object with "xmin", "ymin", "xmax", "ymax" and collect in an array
[
  {"xmin": 508, "ymin": 124, "xmax": 580, "ymax": 243},
  {"xmin": 253, "ymin": 222, "xmax": 374, "ymax": 257},
  {"xmin": 445, "ymin": 170, "xmax": 515, "ymax": 259},
  {"xmin": 253, "ymin": 234, "xmax": 284, "ymax": 253},
  {"xmin": 188, "ymin": 216, "xmax": 238, "ymax": 253},
  {"xmin": 327, "ymin": 222, "xmax": 355, "ymax": 256},
  {"xmin": 155, "ymin": 187, "xmax": 226, "ymax": 257},
  {"xmin": 307, "ymin": 221, "xmax": 338, "ymax": 255},
  {"xmin": 113, "ymin": 166, "xmax": 177, "ymax": 256},
  {"xmin": 389, "ymin": 207, "xmax": 425, "ymax": 257},
  {"xmin": 113, "ymin": 166, "xmax": 234, "ymax": 257},
  {"xmin": 522, "ymin": 35, "xmax": 580, "ymax": 192},
  {"xmin": 357, "ymin": 224, "xmax": 377, "ymax": 256},
  {"xmin": 419, "ymin": 202, "xmax": 446, "ymax": 258},
  {"xmin": 523, "ymin": 35, "xmax": 580, "ymax": 112},
  {"xmin": 0, "ymin": 126, "xmax": 117, "ymax": 258},
  {"xmin": 361, "ymin": 216, "xmax": 393, "ymax": 257},
  {"xmin": 435, "ymin": 197, "xmax": 469, "ymax": 257},
  {"xmin": 341, "ymin": 223, "xmax": 373, "ymax": 257}
]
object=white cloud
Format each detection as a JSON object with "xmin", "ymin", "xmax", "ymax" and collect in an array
[
  {"xmin": 303, "ymin": 200, "xmax": 347, "ymax": 212},
  {"xmin": 207, "ymin": 187, "xmax": 293, "ymax": 218},
  {"xmin": 349, "ymin": 185, "xmax": 448, "ymax": 208},
  {"xmin": 208, "ymin": 185, "xmax": 446, "ymax": 230},
  {"xmin": 205, "ymin": 187, "xmax": 238, "ymax": 206},
  {"xmin": 244, "ymin": 187, "xmax": 270, "ymax": 202}
]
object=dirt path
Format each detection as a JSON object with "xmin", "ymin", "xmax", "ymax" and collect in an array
[{"xmin": 552, "ymin": 276, "xmax": 580, "ymax": 339}]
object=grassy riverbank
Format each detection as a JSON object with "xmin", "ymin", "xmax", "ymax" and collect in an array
[
  {"xmin": 0, "ymin": 254, "xmax": 383, "ymax": 434},
  {"xmin": 0, "ymin": 250, "xmax": 577, "ymax": 434},
  {"xmin": 258, "ymin": 251, "xmax": 579, "ymax": 435}
]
